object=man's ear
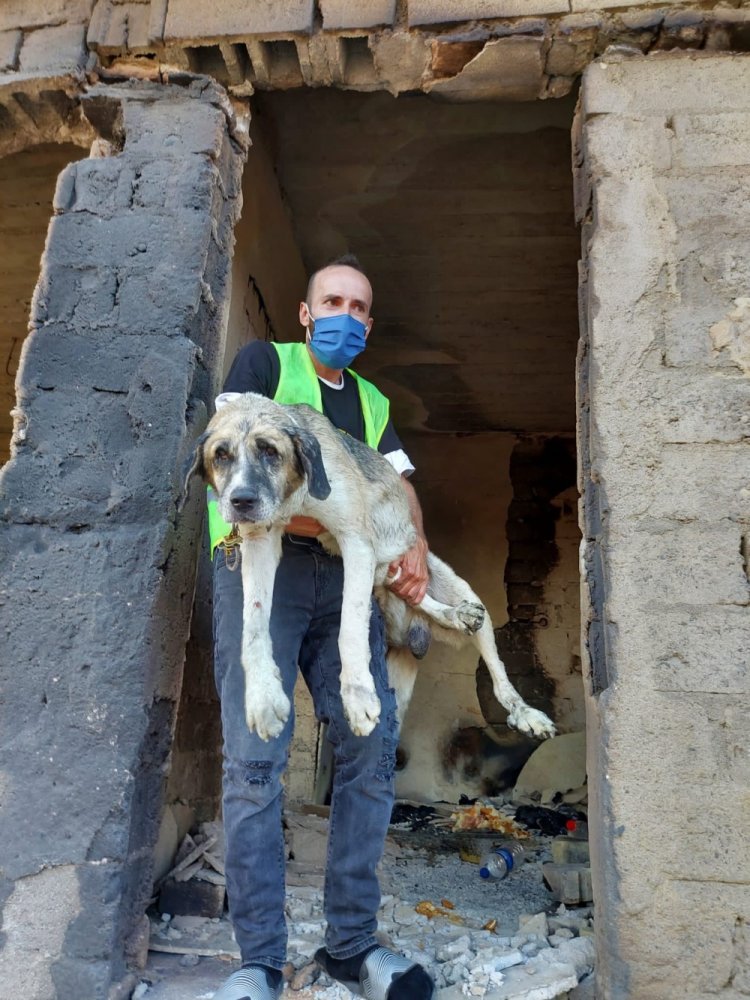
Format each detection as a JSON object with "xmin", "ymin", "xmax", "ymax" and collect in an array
[
  {"xmin": 179, "ymin": 431, "xmax": 209, "ymax": 511},
  {"xmin": 287, "ymin": 426, "xmax": 331, "ymax": 501}
]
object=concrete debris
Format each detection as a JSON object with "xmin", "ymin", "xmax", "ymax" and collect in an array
[
  {"xmin": 541, "ymin": 865, "xmax": 593, "ymax": 907},
  {"xmin": 145, "ymin": 811, "xmax": 595, "ymax": 998}
]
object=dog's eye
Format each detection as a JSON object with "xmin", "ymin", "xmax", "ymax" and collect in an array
[
  {"xmin": 259, "ymin": 443, "xmax": 278, "ymax": 459},
  {"xmin": 214, "ymin": 447, "xmax": 231, "ymax": 462}
]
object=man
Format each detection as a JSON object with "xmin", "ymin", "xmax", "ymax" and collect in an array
[{"xmin": 211, "ymin": 255, "xmax": 435, "ymax": 1000}]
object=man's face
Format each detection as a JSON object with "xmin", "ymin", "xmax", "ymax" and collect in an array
[{"xmin": 299, "ymin": 265, "xmax": 374, "ymax": 339}]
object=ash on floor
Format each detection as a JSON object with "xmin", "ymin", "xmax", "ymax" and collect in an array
[{"xmin": 140, "ymin": 809, "xmax": 594, "ymax": 1000}]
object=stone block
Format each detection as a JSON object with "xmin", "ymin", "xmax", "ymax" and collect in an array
[
  {"xmin": 551, "ymin": 837, "xmax": 590, "ymax": 865},
  {"xmin": 408, "ymin": 0, "xmax": 567, "ymax": 26},
  {"xmin": 672, "ymin": 112, "xmax": 750, "ymax": 170},
  {"xmin": 426, "ymin": 36, "xmax": 545, "ymax": 102},
  {"xmin": 584, "ymin": 113, "xmax": 673, "ymax": 179},
  {"xmin": 645, "ymin": 444, "xmax": 750, "ymax": 522},
  {"xmin": 658, "ymin": 375, "xmax": 750, "ymax": 445},
  {"xmin": 122, "ymin": 98, "xmax": 227, "ymax": 159},
  {"xmin": 88, "ymin": 0, "xmax": 153, "ymax": 53},
  {"xmin": 0, "ymin": 0, "xmax": 93, "ymax": 33},
  {"xmin": 636, "ymin": 606, "xmax": 750, "ymax": 695},
  {"xmin": 573, "ymin": 0, "xmax": 680, "ymax": 9},
  {"xmin": 17, "ymin": 21, "xmax": 87, "ymax": 74},
  {"xmin": 546, "ymin": 27, "xmax": 597, "ymax": 77},
  {"xmin": 632, "ymin": 880, "xmax": 750, "ymax": 999},
  {"xmin": 164, "ymin": 0, "xmax": 315, "ymax": 43},
  {"xmin": 370, "ymin": 30, "xmax": 431, "ymax": 94},
  {"xmin": 542, "ymin": 864, "xmax": 593, "ymax": 905},
  {"xmin": 320, "ymin": 0, "xmax": 395, "ymax": 30},
  {"xmin": 0, "ymin": 28, "xmax": 21, "ymax": 70},
  {"xmin": 606, "ymin": 523, "xmax": 749, "ymax": 607},
  {"xmin": 583, "ymin": 54, "xmax": 750, "ymax": 116},
  {"xmin": 158, "ymin": 878, "xmax": 226, "ymax": 918}
]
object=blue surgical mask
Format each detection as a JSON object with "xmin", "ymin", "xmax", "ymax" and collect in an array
[{"xmin": 306, "ymin": 307, "xmax": 368, "ymax": 370}]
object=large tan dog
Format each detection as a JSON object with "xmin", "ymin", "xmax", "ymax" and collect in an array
[{"xmin": 184, "ymin": 393, "xmax": 555, "ymax": 743}]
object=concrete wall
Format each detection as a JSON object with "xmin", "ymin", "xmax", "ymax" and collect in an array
[
  {"xmin": 577, "ymin": 51, "xmax": 750, "ymax": 1000},
  {"xmin": 0, "ymin": 80, "xmax": 246, "ymax": 999}
]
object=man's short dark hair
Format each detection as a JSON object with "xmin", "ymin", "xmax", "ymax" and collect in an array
[{"xmin": 306, "ymin": 254, "xmax": 367, "ymax": 304}]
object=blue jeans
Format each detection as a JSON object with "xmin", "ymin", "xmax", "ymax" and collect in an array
[{"xmin": 213, "ymin": 535, "xmax": 399, "ymax": 970}]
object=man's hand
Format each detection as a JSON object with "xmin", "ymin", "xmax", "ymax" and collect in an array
[
  {"xmin": 285, "ymin": 515, "xmax": 324, "ymax": 537},
  {"xmin": 388, "ymin": 536, "xmax": 429, "ymax": 607}
]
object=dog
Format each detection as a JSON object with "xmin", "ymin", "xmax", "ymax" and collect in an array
[{"xmin": 183, "ymin": 393, "xmax": 555, "ymax": 743}]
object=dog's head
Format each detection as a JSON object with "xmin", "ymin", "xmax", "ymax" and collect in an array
[{"xmin": 182, "ymin": 395, "xmax": 330, "ymax": 525}]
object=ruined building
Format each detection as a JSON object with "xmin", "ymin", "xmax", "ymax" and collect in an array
[{"xmin": 0, "ymin": 1, "xmax": 748, "ymax": 998}]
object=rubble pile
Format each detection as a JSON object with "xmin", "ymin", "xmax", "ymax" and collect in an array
[
  {"xmin": 145, "ymin": 742, "xmax": 594, "ymax": 997},
  {"xmin": 145, "ymin": 801, "xmax": 594, "ymax": 1000}
]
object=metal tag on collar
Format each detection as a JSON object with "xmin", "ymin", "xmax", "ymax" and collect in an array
[{"xmin": 219, "ymin": 525, "xmax": 241, "ymax": 571}]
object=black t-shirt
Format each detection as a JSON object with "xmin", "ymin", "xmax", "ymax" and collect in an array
[{"xmin": 222, "ymin": 341, "xmax": 405, "ymax": 457}]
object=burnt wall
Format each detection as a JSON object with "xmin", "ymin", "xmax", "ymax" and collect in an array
[
  {"xmin": 478, "ymin": 435, "xmax": 581, "ymax": 738},
  {"xmin": 0, "ymin": 79, "xmax": 246, "ymax": 999}
]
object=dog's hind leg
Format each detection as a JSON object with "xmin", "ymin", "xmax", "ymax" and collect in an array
[
  {"xmin": 418, "ymin": 593, "xmax": 486, "ymax": 636},
  {"xmin": 387, "ymin": 646, "xmax": 420, "ymax": 725},
  {"xmin": 473, "ymin": 618, "xmax": 556, "ymax": 740},
  {"xmin": 239, "ymin": 527, "xmax": 291, "ymax": 741}
]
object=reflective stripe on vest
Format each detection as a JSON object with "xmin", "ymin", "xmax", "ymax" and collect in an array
[{"xmin": 207, "ymin": 341, "xmax": 390, "ymax": 557}]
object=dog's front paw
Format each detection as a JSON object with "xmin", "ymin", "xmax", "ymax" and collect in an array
[
  {"xmin": 341, "ymin": 682, "xmax": 381, "ymax": 737},
  {"xmin": 456, "ymin": 600, "xmax": 485, "ymax": 635},
  {"xmin": 507, "ymin": 704, "xmax": 556, "ymax": 740},
  {"xmin": 245, "ymin": 677, "xmax": 291, "ymax": 741}
]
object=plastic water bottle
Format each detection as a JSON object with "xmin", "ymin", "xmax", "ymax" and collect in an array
[{"xmin": 479, "ymin": 842, "xmax": 525, "ymax": 880}]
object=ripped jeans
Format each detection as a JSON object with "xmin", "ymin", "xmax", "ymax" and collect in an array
[{"xmin": 213, "ymin": 535, "xmax": 399, "ymax": 970}]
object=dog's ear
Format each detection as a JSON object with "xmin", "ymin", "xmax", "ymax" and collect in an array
[
  {"xmin": 179, "ymin": 431, "xmax": 209, "ymax": 512},
  {"xmin": 287, "ymin": 426, "xmax": 331, "ymax": 501}
]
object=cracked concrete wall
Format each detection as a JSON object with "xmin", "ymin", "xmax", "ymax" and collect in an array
[
  {"xmin": 0, "ymin": 78, "xmax": 247, "ymax": 999},
  {"xmin": 577, "ymin": 52, "xmax": 750, "ymax": 1000}
]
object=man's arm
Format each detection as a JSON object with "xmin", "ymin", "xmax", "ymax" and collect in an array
[{"xmin": 388, "ymin": 475, "xmax": 429, "ymax": 606}]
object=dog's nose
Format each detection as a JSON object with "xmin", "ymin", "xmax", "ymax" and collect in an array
[{"xmin": 230, "ymin": 490, "xmax": 259, "ymax": 516}]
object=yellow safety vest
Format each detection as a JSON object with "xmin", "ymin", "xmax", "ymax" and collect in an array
[{"xmin": 207, "ymin": 342, "xmax": 390, "ymax": 556}]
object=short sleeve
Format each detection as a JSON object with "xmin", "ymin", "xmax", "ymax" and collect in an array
[{"xmin": 222, "ymin": 341, "xmax": 280, "ymax": 397}]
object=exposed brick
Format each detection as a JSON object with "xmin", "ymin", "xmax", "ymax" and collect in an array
[
  {"xmin": 408, "ymin": 0, "xmax": 567, "ymax": 27},
  {"xmin": 164, "ymin": 0, "xmax": 315, "ymax": 44},
  {"xmin": 319, "ymin": 0, "xmax": 396, "ymax": 31}
]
